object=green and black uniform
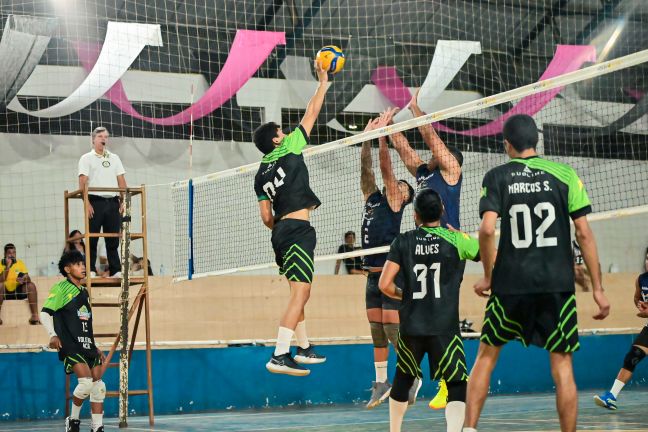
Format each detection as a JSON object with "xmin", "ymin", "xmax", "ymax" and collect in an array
[
  {"xmin": 254, "ymin": 125, "xmax": 321, "ymax": 283},
  {"xmin": 42, "ymin": 279, "xmax": 101, "ymax": 374},
  {"xmin": 386, "ymin": 227, "xmax": 479, "ymax": 382},
  {"xmin": 479, "ymin": 156, "xmax": 592, "ymax": 352}
]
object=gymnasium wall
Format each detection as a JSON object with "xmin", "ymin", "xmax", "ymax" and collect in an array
[
  {"xmin": 1, "ymin": 334, "xmax": 646, "ymax": 421},
  {"xmin": 0, "ymin": 274, "xmax": 644, "ymax": 348}
]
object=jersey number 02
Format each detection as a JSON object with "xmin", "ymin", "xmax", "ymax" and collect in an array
[
  {"xmin": 509, "ymin": 202, "xmax": 557, "ymax": 248},
  {"xmin": 262, "ymin": 167, "xmax": 286, "ymax": 202},
  {"xmin": 413, "ymin": 263, "xmax": 441, "ymax": 299}
]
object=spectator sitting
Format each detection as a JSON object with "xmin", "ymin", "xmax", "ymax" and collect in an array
[
  {"xmin": 0, "ymin": 243, "xmax": 40, "ymax": 325},
  {"xmin": 334, "ymin": 231, "xmax": 365, "ymax": 275}
]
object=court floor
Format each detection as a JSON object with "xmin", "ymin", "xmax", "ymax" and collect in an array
[{"xmin": 2, "ymin": 389, "xmax": 646, "ymax": 431}]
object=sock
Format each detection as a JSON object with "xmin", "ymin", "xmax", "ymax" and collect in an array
[
  {"xmin": 389, "ymin": 397, "xmax": 408, "ymax": 432},
  {"xmin": 463, "ymin": 428, "xmax": 477, "ymax": 432},
  {"xmin": 375, "ymin": 361, "xmax": 388, "ymax": 383},
  {"xmin": 610, "ymin": 379, "xmax": 625, "ymax": 398},
  {"xmin": 70, "ymin": 402, "xmax": 83, "ymax": 420},
  {"xmin": 294, "ymin": 321, "xmax": 310, "ymax": 349},
  {"xmin": 274, "ymin": 326, "xmax": 294, "ymax": 356},
  {"xmin": 445, "ymin": 401, "xmax": 466, "ymax": 432},
  {"xmin": 92, "ymin": 413, "xmax": 103, "ymax": 430}
]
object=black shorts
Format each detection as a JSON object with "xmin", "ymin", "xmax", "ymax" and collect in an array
[
  {"xmin": 480, "ymin": 292, "xmax": 579, "ymax": 353},
  {"xmin": 366, "ymin": 272, "xmax": 400, "ymax": 311},
  {"xmin": 271, "ymin": 219, "xmax": 316, "ymax": 284},
  {"xmin": 3, "ymin": 284, "xmax": 27, "ymax": 300},
  {"xmin": 634, "ymin": 325, "xmax": 648, "ymax": 348},
  {"xmin": 63, "ymin": 353, "xmax": 102, "ymax": 375},
  {"xmin": 396, "ymin": 332, "xmax": 467, "ymax": 382}
]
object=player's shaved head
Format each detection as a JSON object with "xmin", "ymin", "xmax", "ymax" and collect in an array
[
  {"xmin": 414, "ymin": 188, "xmax": 443, "ymax": 223},
  {"xmin": 503, "ymin": 114, "xmax": 539, "ymax": 152}
]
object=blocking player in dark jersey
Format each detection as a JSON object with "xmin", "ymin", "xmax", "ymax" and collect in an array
[
  {"xmin": 594, "ymin": 249, "xmax": 648, "ymax": 409},
  {"xmin": 379, "ymin": 188, "xmax": 479, "ymax": 432},
  {"xmin": 390, "ymin": 91, "xmax": 463, "ymax": 408},
  {"xmin": 253, "ymin": 60, "xmax": 328, "ymax": 376},
  {"xmin": 464, "ymin": 114, "xmax": 610, "ymax": 432},
  {"xmin": 390, "ymin": 90, "xmax": 463, "ymax": 230},
  {"xmin": 360, "ymin": 109, "xmax": 414, "ymax": 408},
  {"xmin": 39, "ymin": 250, "xmax": 105, "ymax": 432}
]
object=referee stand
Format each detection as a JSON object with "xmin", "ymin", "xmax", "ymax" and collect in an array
[{"xmin": 64, "ymin": 186, "xmax": 154, "ymax": 427}]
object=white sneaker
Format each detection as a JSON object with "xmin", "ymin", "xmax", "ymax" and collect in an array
[
  {"xmin": 111, "ymin": 272, "xmax": 122, "ymax": 278},
  {"xmin": 90, "ymin": 271, "xmax": 97, "ymax": 278}
]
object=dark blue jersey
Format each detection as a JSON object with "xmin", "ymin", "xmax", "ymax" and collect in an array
[
  {"xmin": 361, "ymin": 191, "xmax": 405, "ymax": 268},
  {"xmin": 416, "ymin": 164, "xmax": 462, "ymax": 229},
  {"xmin": 639, "ymin": 272, "xmax": 648, "ymax": 303}
]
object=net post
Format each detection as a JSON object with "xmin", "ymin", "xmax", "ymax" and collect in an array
[
  {"xmin": 118, "ymin": 191, "xmax": 132, "ymax": 428},
  {"xmin": 188, "ymin": 179, "xmax": 194, "ymax": 280}
]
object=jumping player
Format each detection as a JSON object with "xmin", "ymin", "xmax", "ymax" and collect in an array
[
  {"xmin": 253, "ymin": 60, "xmax": 328, "ymax": 376},
  {"xmin": 594, "ymin": 249, "xmax": 648, "ymax": 409},
  {"xmin": 360, "ymin": 109, "xmax": 414, "ymax": 408},
  {"xmin": 40, "ymin": 250, "xmax": 106, "ymax": 432},
  {"xmin": 464, "ymin": 114, "xmax": 610, "ymax": 432},
  {"xmin": 379, "ymin": 188, "xmax": 480, "ymax": 432}
]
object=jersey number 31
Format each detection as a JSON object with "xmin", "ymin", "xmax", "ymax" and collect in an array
[{"xmin": 413, "ymin": 263, "xmax": 441, "ymax": 299}]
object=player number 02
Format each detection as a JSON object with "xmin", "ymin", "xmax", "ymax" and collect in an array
[
  {"xmin": 509, "ymin": 202, "xmax": 557, "ymax": 248},
  {"xmin": 413, "ymin": 263, "xmax": 441, "ymax": 299}
]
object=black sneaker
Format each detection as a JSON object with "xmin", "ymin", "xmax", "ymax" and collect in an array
[
  {"xmin": 65, "ymin": 417, "xmax": 80, "ymax": 432},
  {"xmin": 294, "ymin": 344, "xmax": 327, "ymax": 364},
  {"xmin": 266, "ymin": 353, "xmax": 310, "ymax": 376}
]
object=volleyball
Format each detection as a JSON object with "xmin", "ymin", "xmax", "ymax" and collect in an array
[{"xmin": 316, "ymin": 45, "xmax": 345, "ymax": 74}]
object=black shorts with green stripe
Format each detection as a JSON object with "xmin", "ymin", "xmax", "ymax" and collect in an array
[
  {"xmin": 63, "ymin": 352, "xmax": 102, "ymax": 375},
  {"xmin": 271, "ymin": 219, "xmax": 316, "ymax": 284},
  {"xmin": 480, "ymin": 292, "xmax": 579, "ymax": 352},
  {"xmin": 396, "ymin": 332, "xmax": 467, "ymax": 382}
]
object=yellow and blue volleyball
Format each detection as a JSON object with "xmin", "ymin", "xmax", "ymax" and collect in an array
[{"xmin": 316, "ymin": 45, "xmax": 345, "ymax": 74}]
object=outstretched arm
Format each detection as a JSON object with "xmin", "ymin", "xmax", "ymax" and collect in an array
[
  {"xmin": 409, "ymin": 90, "xmax": 461, "ymax": 184},
  {"xmin": 361, "ymin": 118, "xmax": 380, "ymax": 201},
  {"xmin": 389, "ymin": 131, "xmax": 423, "ymax": 177},
  {"xmin": 376, "ymin": 108, "xmax": 405, "ymax": 212},
  {"xmin": 300, "ymin": 61, "xmax": 330, "ymax": 136}
]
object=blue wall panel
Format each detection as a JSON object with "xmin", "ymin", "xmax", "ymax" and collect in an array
[{"xmin": 1, "ymin": 333, "xmax": 646, "ymax": 420}]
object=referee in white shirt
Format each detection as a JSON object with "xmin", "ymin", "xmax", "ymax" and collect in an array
[{"xmin": 78, "ymin": 127, "xmax": 127, "ymax": 278}]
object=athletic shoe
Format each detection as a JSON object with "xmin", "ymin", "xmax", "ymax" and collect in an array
[
  {"xmin": 366, "ymin": 380, "xmax": 392, "ymax": 409},
  {"xmin": 90, "ymin": 272, "xmax": 97, "ymax": 278},
  {"xmin": 429, "ymin": 379, "xmax": 448, "ymax": 410},
  {"xmin": 266, "ymin": 353, "xmax": 310, "ymax": 376},
  {"xmin": 594, "ymin": 391, "xmax": 617, "ymax": 410},
  {"xmin": 408, "ymin": 377, "xmax": 422, "ymax": 405},
  {"xmin": 294, "ymin": 344, "xmax": 326, "ymax": 364},
  {"xmin": 93, "ymin": 427, "xmax": 105, "ymax": 432},
  {"xmin": 65, "ymin": 417, "xmax": 80, "ymax": 432},
  {"xmin": 111, "ymin": 272, "xmax": 122, "ymax": 279}
]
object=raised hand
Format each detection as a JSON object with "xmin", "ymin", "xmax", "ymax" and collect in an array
[
  {"xmin": 314, "ymin": 59, "xmax": 329, "ymax": 84},
  {"xmin": 364, "ymin": 117, "xmax": 381, "ymax": 132}
]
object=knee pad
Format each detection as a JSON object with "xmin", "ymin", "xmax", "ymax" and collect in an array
[
  {"xmin": 383, "ymin": 323, "xmax": 400, "ymax": 349},
  {"xmin": 391, "ymin": 368, "xmax": 416, "ymax": 403},
  {"xmin": 369, "ymin": 322, "xmax": 388, "ymax": 348},
  {"xmin": 73, "ymin": 377, "xmax": 94, "ymax": 400},
  {"xmin": 447, "ymin": 380, "xmax": 467, "ymax": 403},
  {"xmin": 623, "ymin": 345, "xmax": 646, "ymax": 372},
  {"xmin": 90, "ymin": 380, "xmax": 106, "ymax": 403}
]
